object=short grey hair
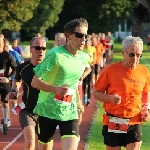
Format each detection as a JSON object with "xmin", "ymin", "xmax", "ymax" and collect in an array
[
  {"xmin": 122, "ymin": 36, "xmax": 143, "ymax": 50},
  {"xmin": 54, "ymin": 33, "xmax": 65, "ymax": 38},
  {"xmin": 30, "ymin": 37, "xmax": 46, "ymax": 46}
]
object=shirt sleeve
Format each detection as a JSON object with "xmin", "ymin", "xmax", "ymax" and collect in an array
[
  {"xmin": 13, "ymin": 51, "xmax": 23, "ymax": 64},
  {"xmin": 33, "ymin": 51, "xmax": 57, "ymax": 78},
  {"xmin": 94, "ymin": 67, "xmax": 110, "ymax": 92},
  {"xmin": 8, "ymin": 54, "xmax": 17, "ymax": 78},
  {"xmin": 14, "ymin": 64, "xmax": 23, "ymax": 81}
]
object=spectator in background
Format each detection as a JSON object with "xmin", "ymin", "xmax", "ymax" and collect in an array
[
  {"xmin": 0, "ymin": 33, "xmax": 13, "ymax": 50},
  {"xmin": 53, "ymin": 32, "xmax": 65, "ymax": 47},
  {"xmin": 107, "ymin": 31, "xmax": 115, "ymax": 52},
  {"xmin": 100, "ymin": 33, "xmax": 111, "ymax": 61},
  {"xmin": 91, "ymin": 36, "xmax": 105, "ymax": 82},
  {"xmin": 4, "ymin": 39, "xmax": 24, "ymax": 65},
  {"xmin": 59, "ymin": 36, "xmax": 67, "ymax": 45},
  {"xmin": 147, "ymin": 34, "xmax": 150, "ymax": 52},
  {"xmin": 36, "ymin": 33, "xmax": 42, "ymax": 38},
  {"xmin": 93, "ymin": 36, "xmax": 150, "ymax": 150},
  {"xmin": 12, "ymin": 38, "xmax": 24, "ymax": 58},
  {"xmin": 82, "ymin": 38, "xmax": 96, "ymax": 106}
]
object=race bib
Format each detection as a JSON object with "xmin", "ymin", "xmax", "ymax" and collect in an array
[
  {"xmin": 0, "ymin": 69, "xmax": 4, "ymax": 79},
  {"xmin": 108, "ymin": 116, "xmax": 129, "ymax": 133},
  {"xmin": 53, "ymin": 89, "xmax": 74, "ymax": 105}
]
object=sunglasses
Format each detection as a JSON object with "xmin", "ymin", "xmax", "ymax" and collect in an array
[
  {"xmin": 72, "ymin": 32, "xmax": 88, "ymax": 39},
  {"xmin": 125, "ymin": 51, "xmax": 142, "ymax": 58},
  {"xmin": 32, "ymin": 46, "xmax": 46, "ymax": 51}
]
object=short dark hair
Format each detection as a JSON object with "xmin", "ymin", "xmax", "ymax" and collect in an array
[
  {"xmin": 12, "ymin": 38, "xmax": 18, "ymax": 42},
  {"xmin": 64, "ymin": 18, "xmax": 88, "ymax": 34}
]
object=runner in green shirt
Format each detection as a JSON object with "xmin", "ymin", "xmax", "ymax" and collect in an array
[{"xmin": 31, "ymin": 18, "xmax": 89, "ymax": 150}]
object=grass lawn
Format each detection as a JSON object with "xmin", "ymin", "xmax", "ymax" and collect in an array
[{"xmin": 86, "ymin": 42, "xmax": 150, "ymax": 150}]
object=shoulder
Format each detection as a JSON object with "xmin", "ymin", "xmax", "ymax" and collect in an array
[
  {"xmin": 47, "ymin": 46, "xmax": 65, "ymax": 55},
  {"xmin": 17, "ymin": 60, "xmax": 30, "ymax": 69},
  {"xmin": 105, "ymin": 62, "xmax": 121, "ymax": 71},
  {"xmin": 137, "ymin": 64, "xmax": 149, "ymax": 72}
]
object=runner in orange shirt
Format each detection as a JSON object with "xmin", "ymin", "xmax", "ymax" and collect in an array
[
  {"xmin": 93, "ymin": 36, "xmax": 150, "ymax": 150},
  {"xmin": 92, "ymin": 36, "xmax": 105, "ymax": 83}
]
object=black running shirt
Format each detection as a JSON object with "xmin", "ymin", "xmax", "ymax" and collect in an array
[
  {"xmin": 15, "ymin": 60, "xmax": 40, "ymax": 111},
  {"xmin": 0, "ymin": 51, "xmax": 17, "ymax": 78}
]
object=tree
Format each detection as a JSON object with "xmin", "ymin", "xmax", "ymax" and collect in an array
[
  {"xmin": 21, "ymin": 0, "xmax": 65, "ymax": 40},
  {"xmin": 0, "ymin": 0, "xmax": 39, "ymax": 31},
  {"xmin": 78, "ymin": 0, "xmax": 138, "ymax": 33},
  {"xmin": 46, "ymin": 0, "xmax": 139, "ymax": 39}
]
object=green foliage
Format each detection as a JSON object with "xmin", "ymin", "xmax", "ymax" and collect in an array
[
  {"xmin": 21, "ymin": 0, "xmax": 65, "ymax": 41},
  {"xmin": 0, "ymin": 0, "xmax": 39, "ymax": 31},
  {"xmin": 47, "ymin": 0, "xmax": 139, "ymax": 38},
  {"xmin": 80, "ymin": 0, "xmax": 138, "ymax": 33}
]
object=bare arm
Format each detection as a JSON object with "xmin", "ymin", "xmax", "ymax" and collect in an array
[
  {"xmin": 31, "ymin": 75, "xmax": 69, "ymax": 96},
  {"xmin": 31, "ymin": 75, "xmax": 56, "ymax": 93},
  {"xmin": 12, "ymin": 79, "xmax": 22, "ymax": 91},
  {"xmin": 142, "ymin": 92, "xmax": 150, "ymax": 104},
  {"xmin": 80, "ymin": 66, "xmax": 92, "ymax": 81},
  {"xmin": 5, "ymin": 79, "xmax": 22, "ymax": 100},
  {"xmin": 93, "ymin": 89, "xmax": 121, "ymax": 105}
]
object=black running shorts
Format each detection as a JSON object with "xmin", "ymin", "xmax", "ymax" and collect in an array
[
  {"xmin": 102, "ymin": 124, "xmax": 142, "ymax": 147},
  {"xmin": 0, "ymin": 83, "xmax": 10, "ymax": 103},
  {"xmin": 38, "ymin": 116, "xmax": 79, "ymax": 144},
  {"xmin": 19, "ymin": 109, "xmax": 38, "ymax": 134}
]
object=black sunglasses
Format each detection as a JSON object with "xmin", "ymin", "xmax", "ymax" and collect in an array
[
  {"xmin": 125, "ymin": 51, "xmax": 142, "ymax": 58},
  {"xmin": 72, "ymin": 32, "xmax": 88, "ymax": 39},
  {"xmin": 32, "ymin": 46, "xmax": 46, "ymax": 51}
]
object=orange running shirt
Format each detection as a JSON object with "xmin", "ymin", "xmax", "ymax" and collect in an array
[
  {"xmin": 94, "ymin": 61, "xmax": 150, "ymax": 125},
  {"xmin": 95, "ymin": 42, "xmax": 105, "ymax": 64}
]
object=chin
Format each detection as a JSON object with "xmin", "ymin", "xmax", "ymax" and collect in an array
[{"xmin": 79, "ymin": 46, "xmax": 84, "ymax": 51}]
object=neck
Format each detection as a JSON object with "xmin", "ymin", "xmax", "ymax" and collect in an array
[
  {"xmin": 30, "ymin": 59, "xmax": 41, "ymax": 66},
  {"xmin": 65, "ymin": 44, "xmax": 79, "ymax": 56},
  {"xmin": 122, "ymin": 61, "xmax": 136, "ymax": 69}
]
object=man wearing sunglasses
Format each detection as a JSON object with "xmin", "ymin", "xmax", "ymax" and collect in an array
[
  {"xmin": 6, "ymin": 37, "xmax": 46, "ymax": 149},
  {"xmin": 93, "ymin": 36, "xmax": 150, "ymax": 150},
  {"xmin": 31, "ymin": 18, "xmax": 89, "ymax": 150}
]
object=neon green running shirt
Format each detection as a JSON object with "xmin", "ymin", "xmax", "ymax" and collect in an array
[
  {"xmin": 33, "ymin": 46, "xmax": 89, "ymax": 121},
  {"xmin": 83, "ymin": 46, "xmax": 96, "ymax": 64}
]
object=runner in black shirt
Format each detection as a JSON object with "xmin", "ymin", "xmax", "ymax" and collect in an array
[
  {"xmin": 0, "ymin": 37, "xmax": 17, "ymax": 134},
  {"xmin": 7, "ymin": 37, "xmax": 46, "ymax": 149}
]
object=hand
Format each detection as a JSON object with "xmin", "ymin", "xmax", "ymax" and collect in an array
[
  {"xmin": 141, "ymin": 104, "xmax": 150, "ymax": 122},
  {"xmin": 55, "ymin": 84, "xmax": 70, "ymax": 96},
  {"xmin": 108, "ymin": 94, "xmax": 121, "ymax": 105},
  {"xmin": 5, "ymin": 92, "xmax": 17, "ymax": 101},
  {"xmin": 141, "ymin": 112, "xmax": 150, "ymax": 122},
  {"xmin": 0, "ymin": 77, "xmax": 9, "ymax": 83}
]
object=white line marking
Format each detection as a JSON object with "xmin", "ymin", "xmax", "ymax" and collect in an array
[{"xmin": 3, "ymin": 132, "xmax": 23, "ymax": 150}]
